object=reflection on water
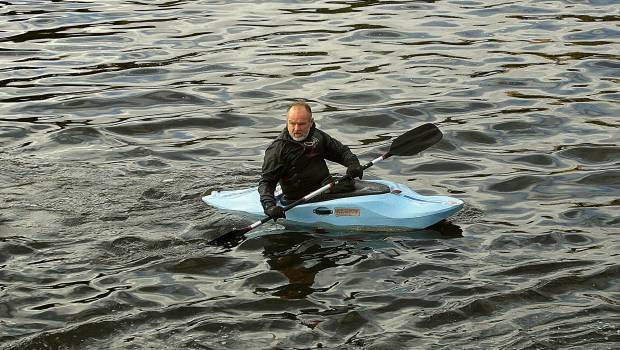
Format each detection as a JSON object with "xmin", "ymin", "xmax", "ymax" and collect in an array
[
  {"xmin": 1, "ymin": 0, "xmax": 619, "ymax": 349},
  {"xmin": 257, "ymin": 222, "xmax": 463, "ymax": 300}
]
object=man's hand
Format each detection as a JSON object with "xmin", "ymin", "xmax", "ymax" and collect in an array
[
  {"xmin": 264, "ymin": 205, "xmax": 286, "ymax": 221},
  {"xmin": 346, "ymin": 164, "xmax": 364, "ymax": 179}
]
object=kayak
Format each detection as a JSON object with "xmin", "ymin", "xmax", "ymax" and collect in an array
[{"xmin": 202, "ymin": 179, "xmax": 463, "ymax": 231}]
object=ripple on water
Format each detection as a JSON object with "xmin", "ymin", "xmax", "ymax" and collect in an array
[
  {"xmin": 393, "ymin": 106, "xmax": 431, "ymax": 118},
  {"xmin": 511, "ymin": 154, "xmax": 559, "ymax": 167},
  {"xmin": 560, "ymin": 206, "xmax": 619, "ymax": 228},
  {"xmin": 535, "ymin": 264, "xmax": 620, "ymax": 295},
  {"xmin": 564, "ymin": 27, "xmax": 620, "ymax": 42},
  {"xmin": 492, "ymin": 120, "xmax": 538, "ymax": 133},
  {"xmin": 0, "ymin": 126, "xmax": 30, "ymax": 145},
  {"xmin": 395, "ymin": 263, "xmax": 461, "ymax": 277},
  {"xmin": 454, "ymin": 130, "xmax": 498, "ymax": 145},
  {"xmin": 424, "ymin": 100, "xmax": 496, "ymax": 116},
  {"xmin": 557, "ymin": 145, "xmax": 620, "ymax": 164},
  {"xmin": 332, "ymin": 113, "xmax": 401, "ymax": 129},
  {"xmin": 106, "ymin": 114, "xmax": 256, "ymax": 135},
  {"xmin": 490, "ymin": 260, "xmax": 597, "ymax": 277},
  {"xmin": 321, "ymin": 90, "xmax": 394, "ymax": 106},
  {"xmin": 235, "ymin": 90, "xmax": 277, "ymax": 99},
  {"xmin": 576, "ymin": 170, "xmax": 620, "ymax": 187},
  {"xmin": 18, "ymin": 90, "xmax": 215, "ymax": 117},
  {"xmin": 410, "ymin": 161, "xmax": 480, "ymax": 172},
  {"xmin": 153, "ymin": 256, "xmax": 259, "ymax": 277},
  {"xmin": 50, "ymin": 126, "xmax": 106, "ymax": 145},
  {"xmin": 0, "ymin": 242, "xmax": 36, "ymax": 256},
  {"xmin": 488, "ymin": 175, "xmax": 546, "ymax": 192},
  {"xmin": 576, "ymin": 59, "xmax": 620, "ymax": 78},
  {"xmin": 487, "ymin": 231, "xmax": 599, "ymax": 251},
  {"xmin": 568, "ymin": 102, "xmax": 620, "ymax": 119},
  {"xmin": 318, "ymin": 310, "xmax": 382, "ymax": 337},
  {"xmin": 339, "ymin": 29, "xmax": 415, "ymax": 43}
]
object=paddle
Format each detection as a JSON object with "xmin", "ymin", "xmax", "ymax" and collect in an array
[{"xmin": 209, "ymin": 123, "xmax": 443, "ymax": 247}]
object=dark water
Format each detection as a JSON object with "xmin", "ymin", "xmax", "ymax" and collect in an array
[{"xmin": 1, "ymin": 0, "xmax": 619, "ymax": 349}]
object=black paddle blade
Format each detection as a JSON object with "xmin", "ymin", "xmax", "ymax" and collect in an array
[
  {"xmin": 387, "ymin": 123, "xmax": 442, "ymax": 157},
  {"xmin": 209, "ymin": 228, "xmax": 248, "ymax": 248}
]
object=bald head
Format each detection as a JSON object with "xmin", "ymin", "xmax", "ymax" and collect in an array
[{"xmin": 287, "ymin": 100, "xmax": 312, "ymax": 116}]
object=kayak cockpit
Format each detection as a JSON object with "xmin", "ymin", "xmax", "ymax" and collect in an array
[
  {"xmin": 323, "ymin": 179, "xmax": 390, "ymax": 200},
  {"xmin": 279, "ymin": 180, "xmax": 391, "ymax": 205}
]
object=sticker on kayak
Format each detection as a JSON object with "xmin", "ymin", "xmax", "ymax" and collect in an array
[{"xmin": 335, "ymin": 208, "xmax": 360, "ymax": 217}]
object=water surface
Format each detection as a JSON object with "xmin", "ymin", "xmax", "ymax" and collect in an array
[{"xmin": 1, "ymin": 0, "xmax": 619, "ymax": 349}]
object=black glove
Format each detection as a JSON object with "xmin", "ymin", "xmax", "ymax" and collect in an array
[
  {"xmin": 346, "ymin": 164, "xmax": 363, "ymax": 179},
  {"xmin": 264, "ymin": 205, "xmax": 286, "ymax": 221}
]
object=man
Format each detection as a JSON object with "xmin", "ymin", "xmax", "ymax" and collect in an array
[{"xmin": 258, "ymin": 99, "xmax": 364, "ymax": 221}]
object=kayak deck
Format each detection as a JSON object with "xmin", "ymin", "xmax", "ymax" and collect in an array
[{"xmin": 203, "ymin": 180, "xmax": 463, "ymax": 231}]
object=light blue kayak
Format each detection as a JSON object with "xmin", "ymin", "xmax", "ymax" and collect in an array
[{"xmin": 203, "ymin": 180, "xmax": 463, "ymax": 231}]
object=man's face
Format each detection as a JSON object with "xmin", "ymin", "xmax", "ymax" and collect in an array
[{"xmin": 287, "ymin": 106, "xmax": 313, "ymax": 141}]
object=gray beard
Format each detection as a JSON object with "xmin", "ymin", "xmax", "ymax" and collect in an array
[{"xmin": 290, "ymin": 131, "xmax": 309, "ymax": 142}]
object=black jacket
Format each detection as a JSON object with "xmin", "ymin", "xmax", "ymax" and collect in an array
[{"xmin": 258, "ymin": 124, "xmax": 360, "ymax": 209}]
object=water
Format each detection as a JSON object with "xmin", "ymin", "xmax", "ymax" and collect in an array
[{"xmin": 1, "ymin": 0, "xmax": 619, "ymax": 349}]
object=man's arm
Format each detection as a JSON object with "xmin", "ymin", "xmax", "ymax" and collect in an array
[
  {"xmin": 258, "ymin": 144, "xmax": 282, "ymax": 210},
  {"xmin": 322, "ymin": 131, "xmax": 361, "ymax": 168},
  {"xmin": 322, "ymin": 131, "xmax": 364, "ymax": 179}
]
